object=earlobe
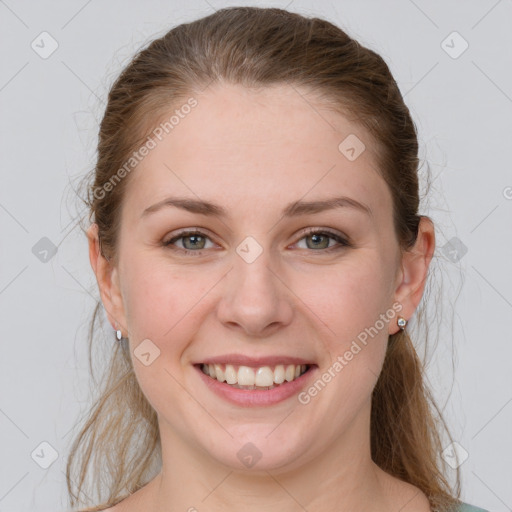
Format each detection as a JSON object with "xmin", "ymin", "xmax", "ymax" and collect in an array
[
  {"xmin": 391, "ymin": 217, "xmax": 436, "ymax": 334},
  {"xmin": 86, "ymin": 223, "xmax": 127, "ymax": 334}
]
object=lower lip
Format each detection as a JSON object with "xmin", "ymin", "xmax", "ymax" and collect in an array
[{"xmin": 194, "ymin": 364, "xmax": 317, "ymax": 407}]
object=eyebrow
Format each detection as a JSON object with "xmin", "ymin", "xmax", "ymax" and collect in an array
[{"xmin": 141, "ymin": 195, "xmax": 373, "ymax": 219}]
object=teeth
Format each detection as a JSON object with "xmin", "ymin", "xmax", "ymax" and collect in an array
[
  {"xmin": 238, "ymin": 366, "xmax": 255, "ymax": 386},
  {"xmin": 225, "ymin": 364, "xmax": 237, "ymax": 384},
  {"xmin": 214, "ymin": 364, "xmax": 224, "ymax": 382},
  {"xmin": 201, "ymin": 363, "xmax": 308, "ymax": 388},
  {"xmin": 255, "ymin": 366, "xmax": 274, "ymax": 387},
  {"xmin": 274, "ymin": 364, "xmax": 285, "ymax": 384},
  {"xmin": 285, "ymin": 364, "xmax": 295, "ymax": 382}
]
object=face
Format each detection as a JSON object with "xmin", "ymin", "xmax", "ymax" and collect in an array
[{"xmin": 97, "ymin": 83, "xmax": 417, "ymax": 473}]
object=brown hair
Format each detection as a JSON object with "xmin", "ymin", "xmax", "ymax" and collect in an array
[{"xmin": 67, "ymin": 6, "xmax": 462, "ymax": 511}]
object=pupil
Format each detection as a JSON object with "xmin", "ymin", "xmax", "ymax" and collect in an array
[
  {"xmin": 186, "ymin": 235, "xmax": 203, "ymax": 249},
  {"xmin": 309, "ymin": 234, "xmax": 327, "ymax": 249}
]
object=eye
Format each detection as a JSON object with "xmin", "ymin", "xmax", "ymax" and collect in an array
[
  {"xmin": 163, "ymin": 230, "xmax": 217, "ymax": 255},
  {"xmin": 163, "ymin": 227, "xmax": 350, "ymax": 256},
  {"xmin": 292, "ymin": 228, "xmax": 351, "ymax": 252}
]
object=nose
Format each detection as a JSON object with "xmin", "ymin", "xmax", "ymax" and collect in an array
[{"xmin": 216, "ymin": 241, "xmax": 294, "ymax": 337}]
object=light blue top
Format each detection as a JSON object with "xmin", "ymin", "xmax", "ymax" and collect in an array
[{"xmin": 458, "ymin": 503, "xmax": 489, "ymax": 512}]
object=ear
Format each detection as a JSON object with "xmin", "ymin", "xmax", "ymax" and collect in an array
[
  {"xmin": 390, "ymin": 216, "xmax": 435, "ymax": 335},
  {"xmin": 86, "ymin": 223, "xmax": 128, "ymax": 336}
]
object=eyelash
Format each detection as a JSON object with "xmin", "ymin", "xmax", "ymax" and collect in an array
[{"xmin": 163, "ymin": 227, "xmax": 351, "ymax": 256}]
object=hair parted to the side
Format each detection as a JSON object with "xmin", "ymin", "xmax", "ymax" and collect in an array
[{"xmin": 67, "ymin": 6, "xmax": 462, "ymax": 511}]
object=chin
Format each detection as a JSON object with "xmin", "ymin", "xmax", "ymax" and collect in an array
[{"xmin": 203, "ymin": 424, "xmax": 308, "ymax": 472}]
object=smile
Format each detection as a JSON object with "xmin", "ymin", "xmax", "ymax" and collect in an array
[
  {"xmin": 195, "ymin": 360, "xmax": 317, "ymax": 407},
  {"xmin": 200, "ymin": 363, "xmax": 310, "ymax": 390}
]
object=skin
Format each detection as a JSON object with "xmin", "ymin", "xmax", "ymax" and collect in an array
[{"xmin": 87, "ymin": 83, "xmax": 435, "ymax": 512}]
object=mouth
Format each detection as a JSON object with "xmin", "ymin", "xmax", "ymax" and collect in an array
[
  {"xmin": 197, "ymin": 362, "xmax": 312, "ymax": 390},
  {"xmin": 192, "ymin": 354, "xmax": 318, "ymax": 406}
]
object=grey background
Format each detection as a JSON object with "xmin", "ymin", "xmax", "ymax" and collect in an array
[{"xmin": 1, "ymin": 1, "xmax": 511, "ymax": 511}]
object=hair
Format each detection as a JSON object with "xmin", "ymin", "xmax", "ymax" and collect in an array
[{"xmin": 67, "ymin": 6, "xmax": 463, "ymax": 512}]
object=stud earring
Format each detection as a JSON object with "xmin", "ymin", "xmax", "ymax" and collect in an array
[
  {"xmin": 397, "ymin": 316, "xmax": 408, "ymax": 330},
  {"xmin": 114, "ymin": 322, "xmax": 125, "ymax": 341}
]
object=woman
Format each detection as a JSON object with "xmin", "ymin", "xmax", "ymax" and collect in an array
[{"xmin": 66, "ymin": 6, "xmax": 488, "ymax": 512}]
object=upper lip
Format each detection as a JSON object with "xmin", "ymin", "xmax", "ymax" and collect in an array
[{"xmin": 195, "ymin": 354, "xmax": 316, "ymax": 367}]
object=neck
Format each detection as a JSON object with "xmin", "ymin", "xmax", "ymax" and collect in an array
[{"xmin": 142, "ymin": 404, "xmax": 397, "ymax": 512}]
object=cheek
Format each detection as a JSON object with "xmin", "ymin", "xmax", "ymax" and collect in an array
[
  {"xmin": 298, "ymin": 256, "xmax": 393, "ymax": 344},
  {"xmin": 297, "ymin": 255, "xmax": 392, "ymax": 397},
  {"xmin": 121, "ymin": 262, "xmax": 200, "ymax": 417},
  {"xmin": 121, "ymin": 255, "xmax": 200, "ymax": 340},
  {"xmin": 301, "ymin": 266, "xmax": 391, "ymax": 428}
]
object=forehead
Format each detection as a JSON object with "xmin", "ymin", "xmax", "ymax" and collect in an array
[{"xmin": 123, "ymin": 83, "xmax": 392, "ymax": 223}]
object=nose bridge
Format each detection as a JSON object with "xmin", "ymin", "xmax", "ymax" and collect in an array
[
  {"xmin": 217, "ymin": 234, "xmax": 293, "ymax": 335},
  {"xmin": 235, "ymin": 235, "xmax": 276, "ymax": 296}
]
